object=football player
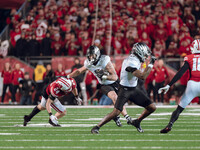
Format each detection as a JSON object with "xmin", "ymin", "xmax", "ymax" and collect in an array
[
  {"xmin": 23, "ymin": 77, "xmax": 82, "ymax": 126},
  {"xmin": 91, "ymin": 42, "xmax": 157, "ymax": 134},
  {"xmin": 159, "ymin": 39, "xmax": 200, "ymax": 133},
  {"xmin": 67, "ymin": 45, "xmax": 132, "ymax": 127}
]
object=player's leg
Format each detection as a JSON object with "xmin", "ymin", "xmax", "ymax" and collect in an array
[
  {"xmin": 51, "ymin": 99, "xmax": 66, "ymax": 119},
  {"xmin": 106, "ymin": 87, "xmax": 132, "ymax": 126},
  {"xmin": 91, "ymin": 87, "xmax": 128, "ymax": 134},
  {"xmin": 48, "ymin": 99, "xmax": 66, "ymax": 127},
  {"xmin": 160, "ymin": 81, "xmax": 198, "ymax": 133},
  {"xmin": 129, "ymin": 89, "xmax": 156, "ymax": 132},
  {"xmin": 23, "ymin": 97, "xmax": 46, "ymax": 126}
]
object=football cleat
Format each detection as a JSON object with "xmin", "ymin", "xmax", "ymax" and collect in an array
[
  {"xmin": 113, "ymin": 116, "xmax": 122, "ymax": 127},
  {"xmin": 126, "ymin": 116, "xmax": 133, "ymax": 125},
  {"xmin": 49, "ymin": 119, "xmax": 61, "ymax": 127},
  {"xmin": 23, "ymin": 115, "xmax": 30, "ymax": 126},
  {"xmin": 130, "ymin": 119, "xmax": 144, "ymax": 133},
  {"xmin": 160, "ymin": 126, "xmax": 172, "ymax": 133},
  {"xmin": 91, "ymin": 126, "xmax": 100, "ymax": 134}
]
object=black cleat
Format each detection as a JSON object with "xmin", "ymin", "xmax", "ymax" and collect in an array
[
  {"xmin": 160, "ymin": 126, "xmax": 172, "ymax": 133},
  {"xmin": 23, "ymin": 115, "xmax": 30, "ymax": 126},
  {"xmin": 113, "ymin": 116, "xmax": 122, "ymax": 127},
  {"xmin": 49, "ymin": 119, "xmax": 61, "ymax": 127},
  {"xmin": 91, "ymin": 126, "xmax": 100, "ymax": 134},
  {"xmin": 126, "ymin": 116, "xmax": 132, "ymax": 125},
  {"xmin": 130, "ymin": 119, "xmax": 144, "ymax": 133}
]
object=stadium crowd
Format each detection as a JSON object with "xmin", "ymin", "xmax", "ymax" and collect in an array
[
  {"xmin": 4, "ymin": 0, "xmax": 200, "ymax": 58},
  {"xmin": 1, "ymin": 0, "xmax": 200, "ymax": 105}
]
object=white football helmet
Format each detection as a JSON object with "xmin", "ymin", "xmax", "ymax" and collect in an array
[
  {"xmin": 131, "ymin": 42, "xmax": 151, "ymax": 62},
  {"xmin": 190, "ymin": 39, "xmax": 200, "ymax": 54},
  {"xmin": 86, "ymin": 45, "xmax": 101, "ymax": 65},
  {"xmin": 56, "ymin": 77, "xmax": 72, "ymax": 92}
]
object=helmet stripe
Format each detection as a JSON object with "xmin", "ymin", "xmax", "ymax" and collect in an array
[{"xmin": 59, "ymin": 78, "xmax": 70, "ymax": 87}]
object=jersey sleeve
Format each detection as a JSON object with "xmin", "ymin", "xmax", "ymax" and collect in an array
[
  {"xmin": 128, "ymin": 57, "xmax": 140, "ymax": 70},
  {"xmin": 49, "ymin": 85, "xmax": 58, "ymax": 98},
  {"xmin": 102, "ymin": 56, "xmax": 111, "ymax": 68},
  {"xmin": 84, "ymin": 59, "xmax": 89, "ymax": 68}
]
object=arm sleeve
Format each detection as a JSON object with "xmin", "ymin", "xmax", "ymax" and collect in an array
[
  {"xmin": 168, "ymin": 61, "xmax": 190, "ymax": 86},
  {"xmin": 125, "ymin": 67, "xmax": 138, "ymax": 73},
  {"xmin": 103, "ymin": 56, "xmax": 110, "ymax": 68}
]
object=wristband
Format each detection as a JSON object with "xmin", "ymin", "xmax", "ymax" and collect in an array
[
  {"xmin": 49, "ymin": 112, "xmax": 52, "ymax": 116},
  {"xmin": 102, "ymin": 75, "xmax": 107, "ymax": 80},
  {"xmin": 148, "ymin": 64, "xmax": 153, "ymax": 69}
]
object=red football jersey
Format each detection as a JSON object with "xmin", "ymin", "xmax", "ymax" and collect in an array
[
  {"xmin": 184, "ymin": 54, "xmax": 200, "ymax": 81},
  {"xmin": 46, "ymin": 77, "xmax": 76, "ymax": 98}
]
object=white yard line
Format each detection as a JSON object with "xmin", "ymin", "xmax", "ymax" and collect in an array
[
  {"xmin": 0, "ymin": 146, "xmax": 200, "ymax": 149},
  {"xmin": 0, "ymin": 139, "xmax": 200, "ymax": 142},
  {"xmin": 0, "ymin": 133, "xmax": 20, "ymax": 135}
]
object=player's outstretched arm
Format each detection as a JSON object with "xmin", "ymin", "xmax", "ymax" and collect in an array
[
  {"xmin": 103, "ymin": 62, "xmax": 118, "ymax": 81},
  {"xmin": 46, "ymin": 96, "xmax": 54, "ymax": 115},
  {"xmin": 67, "ymin": 66, "xmax": 88, "ymax": 78},
  {"xmin": 159, "ymin": 61, "xmax": 190, "ymax": 94}
]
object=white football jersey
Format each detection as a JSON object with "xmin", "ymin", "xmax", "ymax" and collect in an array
[
  {"xmin": 84, "ymin": 55, "xmax": 115, "ymax": 85},
  {"xmin": 120, "ymin": 54, "xmax": 141, "ymax": 87}
]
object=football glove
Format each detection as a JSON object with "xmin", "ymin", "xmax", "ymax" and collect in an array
[
  {"xmin": 158, "ymin": 85, "xmax": 170, "ymax": 94},
  {"xmin": 49, "ymin": 115, "xmax": 59, "ymax": 125},
  {"xmin": 75, "ymin": 96, "xmax": 83, "ymax": 105},
  {"xmin": 94, "ymin": 69, "xmax": 104, "ymax": 79},
  {"xmin": 150, "ymin": 55, "xmax": 156, "ymax": 65}
]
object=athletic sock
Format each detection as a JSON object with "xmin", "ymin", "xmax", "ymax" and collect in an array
[
  {"xmin": 124, "ymin": 114, "xmax": 131, "ymax": 121},
  {"xmin": 168, "ymin": 105, "xmax": 184, "ymax": 128},
  {"xmin": 28, "ymin": 106, "xmax": 41, "ymax": 120}
]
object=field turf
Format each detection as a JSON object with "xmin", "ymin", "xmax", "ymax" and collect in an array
[{"xmin": 0, "ymin": 105, "xmax": 200, "ymax": 150}]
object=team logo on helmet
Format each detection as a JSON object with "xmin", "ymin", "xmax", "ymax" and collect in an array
[
  {"xmin": 86, "ymin": 45, "xmax": 101, "ymax": 65},
  {"xmin": 131, "ymin": 42, "xmax": 151, "ymax": 62}
]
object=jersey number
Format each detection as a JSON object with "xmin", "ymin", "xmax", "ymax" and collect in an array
[{"xmin": 192, "ymin": 58, "xmax": 200, "ymax": 71}]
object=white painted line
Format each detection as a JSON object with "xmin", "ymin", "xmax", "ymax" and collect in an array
[
  {"xmin": 0, "ymin": 133, "xmax": 20, "ymax": 135},
  {"xmin": 1, "ymin": 139, "xmax": 200, "ymax": 142},
  {"xmin": 14, "ymin": 123, "xmax": 95, "ymax": 127},
  {"xmin": 0, "ymin": 114, "xmax": 5, "ymax": 117}
]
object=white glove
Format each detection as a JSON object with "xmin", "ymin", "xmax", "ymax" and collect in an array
[
  {"xmin": 75, "ymin": 96, "xmax": 83, "ymax": 105},
  {"xmin": 158, "ymin": 85, "xmax": 170, "ymax": 94},
  {"xmin": 50, "ymin": 115, "xmax": 59, "ymax": 125}
]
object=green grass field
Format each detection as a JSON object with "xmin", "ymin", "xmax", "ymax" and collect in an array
[{"xmin": 0, "ymin": 106, "xmax": 200, "ymax": 150}]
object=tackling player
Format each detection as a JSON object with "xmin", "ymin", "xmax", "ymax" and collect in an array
[
  {"xmin": 23, "ymin": 77, "xmax": 82, "ymax": 126},
  {"xmin": 67, "ymin": 45, "xmax": 132, "ymax": 127},
  {"xmin": 159, "ymin": 39, "xmax": 200, "ymax": 133},
  {"xmin": 91, "ymin": 42, "xmax": 157, "ymax": 134}
]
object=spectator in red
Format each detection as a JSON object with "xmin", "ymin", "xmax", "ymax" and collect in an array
[
  {"xmin": 178, "ymin": 38, "xmax": 191, "ymax": 57},
  {"xmin": 168, "ymin": 9, "xmax": 183, "ymax": 33},
  {"xmin": 1, "ymin": 62, "xmax": 12, "ymax": 104},
  {"xmin": 183, "ymin": 6, "xmax": 196, "ymax": 35},
  {"xmin": 10, "ymin": 26, "xmax": 21, "ymax": 48},
  {"xmin": 153, "ymin": 40, "xmax": 165, "ymax": 58},
  {"xmin": 153, "ymin": 21, "xmax": 168, "ymax": 42},
  {"xmin": 138, "ymin": 32, "xmax": 152, "ymax": 48},
  {"xmin": 11, "ymin": 63, "xmax": 24, "ymax": 104},
  {"xmin": 152, "ymin": 58, "xmax": 169, "ymax": 103},
  {"xmin": 112, "ymin": 32, "xmax": 124, "ymax": 54},
  {"xmin": 54, "ymin": 63, "xmax": 66, "ymax": 78},
  {"xmin": 67, "ymin": 33, "xmax": 79, "ymax": 56},
  {"xmin": 80, "ymin": 31, "xmax": 91, "ymax": 55},
  {"xmin": 51, "ymin": 33, "xmax": 63, "ymax": 56}
]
